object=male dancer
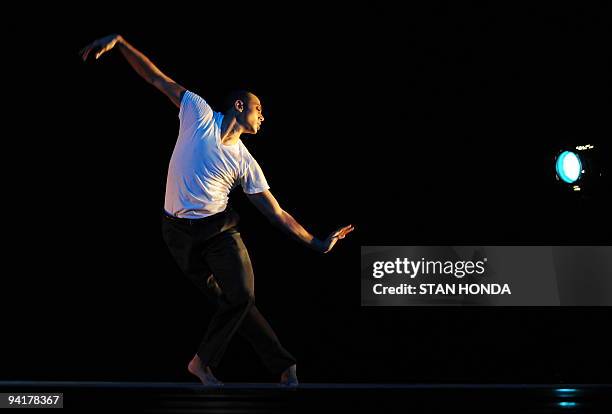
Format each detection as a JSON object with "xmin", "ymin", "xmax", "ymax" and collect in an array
[{"xmin": 80, "ymin": 34, "xmax": 354, "ymax": 387}]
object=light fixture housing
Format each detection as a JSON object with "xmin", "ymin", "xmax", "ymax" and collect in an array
[{"xmin": 553, "ymin": 143, "xmax": 608, "ymax": 197}]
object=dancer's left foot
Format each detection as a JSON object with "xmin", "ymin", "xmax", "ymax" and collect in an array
[{"xmin": 279, "ymin": 364, "xmax": 298, "ymax": 387}]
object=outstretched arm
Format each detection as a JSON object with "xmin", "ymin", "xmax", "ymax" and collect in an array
[
  {"xmin": 247, "ymin": 190, "xmax": 354, "ymax": 254},
  {"xmin": 80, "ymin": 34, "xmax": 186, "ymax": 108}
]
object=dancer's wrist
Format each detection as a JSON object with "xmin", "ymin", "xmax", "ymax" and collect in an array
[{"xmin": 311, "ymin": 238, "xmax": 325, "ymax": 253}]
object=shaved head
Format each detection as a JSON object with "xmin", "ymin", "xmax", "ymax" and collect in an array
[
  {"xmin": 224, "ymin": 90, "xmax": 264, "ymax": 135},
  {"xmin": 224, "ymin": 90, "xmax": 258, "ymax": 112}
]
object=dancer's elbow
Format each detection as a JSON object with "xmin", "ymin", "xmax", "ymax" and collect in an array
[{"xmin": 267, "ymin": 210, "xmax": 287, "ymax": 227}]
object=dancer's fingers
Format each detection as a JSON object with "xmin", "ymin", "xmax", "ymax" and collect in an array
[{"xmin": 340, "ymin": 225, "xmax": 354, "ymax": 235}]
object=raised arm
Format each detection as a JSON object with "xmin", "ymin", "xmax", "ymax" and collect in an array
[
  {"xmin": 80, "ymin": 34, "xmax": 186, "ymax": 108},
  {"xmin": 246, "ymin": 190, "xmax": 354, "ymax": 254}
]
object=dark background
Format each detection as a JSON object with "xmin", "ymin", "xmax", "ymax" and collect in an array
[{"xmin": 4, "ymin": 3, "xmax": 611, "ymax": 384}]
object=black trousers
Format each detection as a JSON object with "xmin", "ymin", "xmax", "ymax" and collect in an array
[{"xmin": 161, "ymin": 207, "xmax": 296, "ymax": 375}]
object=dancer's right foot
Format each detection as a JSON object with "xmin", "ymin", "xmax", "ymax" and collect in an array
[{"xmin": 188, "ymin": 355, "xmax": 223, "ymax": 387}]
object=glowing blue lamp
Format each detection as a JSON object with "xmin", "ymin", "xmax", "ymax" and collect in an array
[{"xmin": 555, "ymin": 151, "xmax": 582, "ymax": 184}]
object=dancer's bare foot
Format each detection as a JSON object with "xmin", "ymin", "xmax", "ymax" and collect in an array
[
  {"xmin": 279, "ymin": 364, "xmax": 298, "ymax": 387},
  {"xmin": 187, "ymin": 354, "xmax": 223, "ymax": 387}
]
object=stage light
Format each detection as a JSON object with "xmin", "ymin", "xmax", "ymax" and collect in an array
[
  {"xmin": 554, "ymin": 388, "xmax": 579, "ymax": 396},
  {"xmin": 553, "ymin": 143, "xmax": 608, "ymax": 197},
  {"xmin": 555, "ymin": 151, "xmax": 582, "ymax": 183}
]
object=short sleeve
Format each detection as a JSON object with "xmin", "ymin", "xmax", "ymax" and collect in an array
[
  {"xmin": 241, "ymin": 156, "xmax": 270, "ymax": 194},
  {"xmin": 178, "ymin": 90, "xmax": 214, "ymax": 128}
]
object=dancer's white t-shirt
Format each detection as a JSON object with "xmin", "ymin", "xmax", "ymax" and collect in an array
[{"xmin": 164, "ymin": 91, "xmax": 269, "ymax": 218}]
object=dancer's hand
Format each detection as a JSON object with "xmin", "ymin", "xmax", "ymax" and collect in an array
[
  {"xmin": 80, "ymin": 34, "xmax": 122, "ymax": 61},
  {"xmin": 319, "ymin": 224, "xmax": 355, "ymax": 254}
]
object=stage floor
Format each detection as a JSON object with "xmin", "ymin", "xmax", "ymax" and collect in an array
[{"xmin": 1, "ymin": 381, "xmax": 610, "ymax": 413}]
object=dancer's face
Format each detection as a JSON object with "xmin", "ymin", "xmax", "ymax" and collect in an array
[{"xmin": 237, "ymin": 94, "xmax": 264, "ymax": 134}]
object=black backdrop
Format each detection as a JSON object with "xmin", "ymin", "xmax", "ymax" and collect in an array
[{"xmin": 4, "ymin": 3, "xmax": 611, "ymax": 384}]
